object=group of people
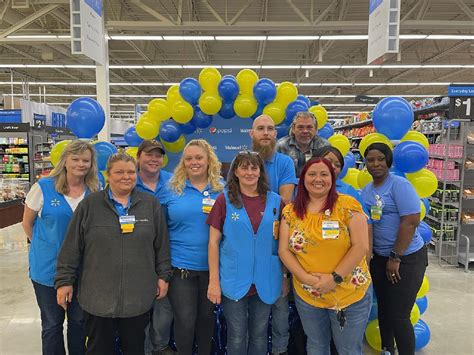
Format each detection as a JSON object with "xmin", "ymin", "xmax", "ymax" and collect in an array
[{"xmin": 23, "ymin": 111, "xmax": 427, "ymax": 355}]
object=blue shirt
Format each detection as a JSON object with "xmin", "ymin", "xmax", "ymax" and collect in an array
[
  {"xmin": 107, "ymin": 189, "xmax": 131, "ymax": 216},
  {"xmin": 361, "ymin": 174, "xmax": 423, "ymax": 256},
  {"xmin": 336, "ymin": 180, "xmax": 371, "ymax": 221},
  {"xmin": 135, "ymin": 170, "xmax": 172, "ymax": 204},
  {"xmin": 264, "ymin": 152, "xmax": 298, "ymax": 194},
  {"xmin": 160, "ymin": 181, "xmax": 222, "ymax": 271}
]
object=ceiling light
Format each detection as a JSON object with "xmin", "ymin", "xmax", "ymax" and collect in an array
[
  {"xmin": 215, "ymin": 36, "xmax": 267, "ymax": 41},
  {"xmin": 427, "ymin": 35, "xmax": 474, "ymax": 40},
  {"xmin": 110, "ymin": 65, "xmax": 145, "ymax": 69},
  {"xmin": 267, "ymin": 36, "xmax": 319, "ymax": 40},
  {"xmin": 301, "ymin": 65, "xmax": 341, "ymax": 69},
  {"xmin": 109, "ymin": 35, "xmax": 163, "ymax": 40},
  {"xmin": 320, "ymin": 35, "xmax": 368, "ymax": 40},
  {"xmin": 261, "ymin": 65, "xmax": 300, "ymax": 69},
  {"xmin": 143, "ymin": 65, "xmax": 183, "ymax": 69},
  {"xmin": 163, "ymin": 36, "xmax": 214, "ymax": 40},
  {"xmin": 221, "ymin": 65, "xmax": 261, "ymax": 69},
  {"xmin": 182, "ymin": 65, "xmax": 221, "ymax": 69},
  {"xmin": 399, "ymin": 34, "xmax": 427, "ymax": 39}
]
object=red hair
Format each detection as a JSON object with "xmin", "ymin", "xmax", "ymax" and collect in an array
[{"xmin": 293, "ymin": 157, "xmax": 338, "ymax": 219}]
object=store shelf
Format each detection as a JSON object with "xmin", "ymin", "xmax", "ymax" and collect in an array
[
  {"xmin": 0, "ymin": 152, "xmax": 28, "ymax": 155},
  {"xmin": 413, "ymin": 104, "xmax": 449, "ymax": 115},
  {"xmin": 356, "ymin": 160, "xmax": 364, "ymax": 164},
  {"xmin": 350, "ymin": 137, "xmax": 363, "ymax": 140},
  {"xmin": 425, "ymin": 214, "xmax": 459, "ymax": 226},
  {"xmin": 0, "ymin": 144, "xmax": 28, "ymax": 146},
  {"xmin": 463, "ymin": 194, "xmax": 474, "ymax": 200},
  {"xmin": 421, "ymin": 130, "xmax": 443, "ymax": 135},
  {"xmin": 333, "ymin": 119, "xmax": 373, "ymax": 130},
  {"xmin": 428, "ymin": 196, "xmax": 459, "ymax": 208},
  {"xmin": 429, "ymin": 154, "xmax": 463, "ymax": 163}
]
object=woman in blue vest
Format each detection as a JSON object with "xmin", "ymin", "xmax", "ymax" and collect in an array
[
  {"xmin": 207, "ymin": 151, "xmax": 283, "ymax": 355},
  {"xmin": 22, "ymin": 140, "xmax": 99, "ymax": 355},
  {"xmin": 160, "ymin": 139, "xmax": 225, "ymax": 355}
]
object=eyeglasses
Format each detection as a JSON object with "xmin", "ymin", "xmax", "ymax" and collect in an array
[{"xmin": 238, "ymin": 150, "xmax": 260, "ymax": 156}]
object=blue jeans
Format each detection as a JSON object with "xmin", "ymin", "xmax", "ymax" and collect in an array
[
  {"xmin": 145, "ymin": 296, "xmax": 173, "ymax": 353},
  {"xmin": 295, "ymin": 288, "xmax": 372, "ymax": 355},
  {"xmin": 271, "ymin": 295, "xmax": 289, "ymax": 353},
  {"xmin": 32, "ymin": 280, "xmax": 85, "ymax": 355},
  {"xmin": 222, "ymin": 294, "xmax": 272, "ymax": 355}
]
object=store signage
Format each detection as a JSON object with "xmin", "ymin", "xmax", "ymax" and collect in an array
[
  {"xmin": 33, "ymin": 113, "xmax": 46, "ymax": 129},
  {"xmin": 45, "ymin": 126, "xmax": 73, "ymax": 135},
  {"xmin": 367, "ymin": 0, "xmax": 400, "ymax": 64},
  {"xmin": 70, "ymin": 0, "xmax": 105, "ymax": 65},
  {"xmin": 355, "ymin": 95, "xmax": 379, "ymax": 104},
  {"xmin": 448, "ymin": 85, "xmax": 474, "ymax": 97},
  {"xmin": 0, "ymin": 109, "xmax": 22, "ymax": 123},
  {"xmin": 0, "ymin": 123, "xmax": 30, "ymax": 132},
  {"xmin": 450, "ymin": 97, "xmax": 473, "ymax": 120}
]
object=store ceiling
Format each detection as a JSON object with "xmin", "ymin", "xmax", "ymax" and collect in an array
[{"xmin": 0, "ymin": 0, "xmax": 473, "ymax": 120}]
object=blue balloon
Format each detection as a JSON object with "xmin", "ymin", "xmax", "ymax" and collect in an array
[
  {"xmin": 285, "ymin": 100, "xmax": 308, "ymax": 124},
  {"xmin": 253, "ymin": 78, "xmax": 277, "ymax": 105},
  {"xmin": 179, "ymin": 77, "xmax": 201, "ymax": 105},
  {"xmin": 276, "ymin": 122, "xmax": 290, "ymax": 139},
  {"xmin": 218, "ymin": 75, "xmax": 239, "ymax": 102},
  {"xmin": 191, "ymin": 105, "xmax": 213, "ymax": 128},
  {"xmin": 98, "ymin": 172, "xmax": 106, "ymax": 189},
  {"xmin": 373, "ymin": 97, "xmax": 414, "ymax": 139},
  {"xmin": 390, "ymin": 166, "xmax": 406, "ymax": 177},
  {"xmin": 345, "ymin": 152, "xmax": 356, "ymax": 168},
  {"xmin": 296, "ymin": 95, "xmax": 311, "ymax": 108},
  {"xmin": 94, "ymin": 141, "xmax": 118, "ymax": 171},
  {"xmin": 123, "ymin": 126, "xmax": 143, "ymax": 147},
  {"xmin": 368, "ymin": 301, "xmax": 378, "ymax": 321},
  {"xmin": 179, "ymin": 120, "xmax": 196, "ymax": 135},
  {"xmin": 421, "ymin": 198, "xmax": 430, "ymax": 214},
  {"xmin": 414, "ymin": 319, "xmax": 431, "ymax": 351},
  {"xmin": 251, "ymin": 103, "xmax": 265, "ymax": 120},
  {"xmin": 338, "ymin": 161, "xmax": 350, "ymax": 179},
  {"xmin": 416, "ymin": 296, "xmax": 428, "ymax": 315},
  {"xmin": 310, "ymin": 100, "xmax": 320, "ymax": 106},
  {"xmin": 393, "ymin": 141, "xmax": 429, "ymax": 173},
  {"xmin": 159, "ymin": 119, "xmax": 182, "ymax": 142},
  {"xmin": 218, "ymin": 101, "xmax": 236, "ymax": 119},
  {"xmin": 318, "ymin": 123, "xmax": 334, "ymax": 139},
  {"xmin": 66, "ymin": 97, "xmax": 105, "ymax": 139},
  {"xmin": 418, "ymin": 222, "xmax": 433, "ymax": 244}
]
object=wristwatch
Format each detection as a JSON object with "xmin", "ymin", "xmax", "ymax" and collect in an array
[
  {"xmin": 389, "ymin": 250, "xmax": 402, "ymax": 262},
  {"xmin": 331, "ymin": 271, "xmax": 343, "ymax": 284},
  {"xmin": 282, "ymin": 272, "xmax": 290, "ymax": 279}
]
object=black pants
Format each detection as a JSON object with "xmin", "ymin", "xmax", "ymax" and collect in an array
[
  {"xmin": 370, "ymin": 246, "xmax": 428, "ymax": 355},
  {"xmin": 83, "ymin": 311, "xmax": 149, "ymax": 355},
  {"xmin": 167, "ymin": 268, "xmax": 215, "ymax": 355}
]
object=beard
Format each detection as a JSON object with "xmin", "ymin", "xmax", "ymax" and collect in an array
[{"xmin": 252, "ymin": 138, "xmax": 276, "ymax": 161}]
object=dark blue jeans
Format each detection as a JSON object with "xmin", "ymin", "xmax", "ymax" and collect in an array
[
  {"xmin": 222, "ymin": 294, "xmax": 272, "ymax": 355},
  {"xmin": 145, "ymin": 296, "xmax": 173, "ymax": 353},
  {"xmin": 32, "ymin": 280, "xmax": 85, "ymax": 355}
]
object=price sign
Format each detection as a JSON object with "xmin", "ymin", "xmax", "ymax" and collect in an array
[{"xmin": 450, "ymin": 97, "xmax": 473, "ymax": 120}]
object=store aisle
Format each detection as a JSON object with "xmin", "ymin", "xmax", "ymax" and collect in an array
[{"xmin": 1, "ymin": 223, "xmax": 473, "ymax": 354}]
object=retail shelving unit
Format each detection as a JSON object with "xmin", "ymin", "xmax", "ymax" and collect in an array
[{"xmin": 333, "ymin": 119, "xmax": 374, "ymax": 169}]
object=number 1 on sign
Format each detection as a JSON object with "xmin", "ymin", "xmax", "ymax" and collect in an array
[{"xmin": 455, "ymin": 98, "xmax": 471, "ymax": 116}]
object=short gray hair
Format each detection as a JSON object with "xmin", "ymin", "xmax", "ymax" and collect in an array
[{"xmin": 106, "ymin": 152, "xmax": 137, "ymax": 174}]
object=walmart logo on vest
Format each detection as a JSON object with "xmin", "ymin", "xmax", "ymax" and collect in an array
[
  {"xmin": 50, "ymin": 199, "xmax": 61, "ymax": 207},
  {"xmin": 231, "ymin": 212, "xmax": 239, "ymax": 221}
]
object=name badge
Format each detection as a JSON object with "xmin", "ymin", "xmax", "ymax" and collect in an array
[
  {"xmin": 202, "ymin": 197, "xmax": 215, "ymax": 214},
  {"xmin": 371, "ymin": 205, "xmax": 383, "ymax": 221},
  {"xmin": 322, "ymin": 220, "xmax": 339, "ymax": 239},
  {"xmin": 119, "ymin": 215, "xmax": 135, "ymax": 234}
]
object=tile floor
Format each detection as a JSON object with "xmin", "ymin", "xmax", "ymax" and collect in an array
[{"xmin": 0, "ymin": 223, "xmax": 473, "ymax": 354}]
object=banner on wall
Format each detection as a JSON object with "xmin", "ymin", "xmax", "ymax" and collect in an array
[
  {"xmin": 164, "ymin": 116, "xmax": 254, "ymax": 172},
  {"xmin": 70, "ymin": 0, "xmax": 105, "ymax": 65},
  {"xmin": 367, "ymin": 0, "xmax": 400, "ymax": 64}
]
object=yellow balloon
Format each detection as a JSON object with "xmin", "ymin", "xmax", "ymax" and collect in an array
[
  {"xmin": 166, "ymin": 85, "xmax": 182, "ymax": 104},
  {"xmin": 199, "ymin": 67, "xmax": 221, "ymax": 92},
  {"xmin": 199, "ymin": 91, "xmax": 222, "ymax": 115},
  {"xmin": 171, "ymin": 100, "xmax": 194, "ymax": 124},
  {"xmin": 359, "ymin": 133, "xmax": 393, "ymax": 156},
  {"xmin": 417, "ymin": 276, "xmax": 430, "ymax": 298},
  {"xmin": 161, "ymin": 135, "xmax": 186, "ymax": 153},
  {"xmin": 101, "ymin": 170, "xmax": 108, "ymax": 184},
  {"xmin": 125, "ymin": 147, "xmax": 138, "ymax": 159},
  {"xmin": 275, "ymin": 81, "xmax": 298, "ymax": 105},
  {"xmin": 162, "ymin": 154, "xmax": 169, "ymax": 168},
  {"xmin": 263, "ymin": 102, "xmax": 285, "ymax": 125},
  {"xmin": 50, "ymin": 140, "xmax": 72, "ymax": 167},
  {"xmin": 236, "ymin": 69, "xmax": 259, "ymax": 95},
  {"xmin": 309, "ymin": 105, "xmax": 328, "ymax": 129},
  {"xmin": 420, "ymin": 200, "xmax": 426, "ymax": 221},
  {"xmin": 406, "ymin": 169, "xmax": 438, "ymax": 198},
  {"xmin": 328, "ymin": 135, "xmax": 351, "ymax": 157},
  {"xmin": 148, "ymin": 98, "xmax": 171, "ymax": 121},
  {"xmin": 341, "ymin": 168, "xmax": 360, "ymax": 190},
  {"xmin": 136, "ymin": 118, "xmax": 159, "ymax": 140},
  {"xmin": 410, "ymin": 303, "xmax": 420, "ymax": 325},
  {"xmin": 233, "ymin": 94, "xmax": 258, "ymax": 118},
  {"xmin": 401, "ymin": 130, "xmax": 430, "ymax": 150},
  {"xmin": 357, "ymin": 168, "xmax": 373, "ymax": 189},
  {"xmin": 365, "ymin": 320, "xmax": 382, "ymax": 352}
]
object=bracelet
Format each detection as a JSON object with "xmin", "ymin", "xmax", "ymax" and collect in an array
[{"xmin": 282, "ymin": 272, "xmax": 290, "ymax": 278}]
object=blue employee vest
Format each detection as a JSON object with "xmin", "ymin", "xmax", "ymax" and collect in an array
[
  {"xmin": 220, "ymin": 191, "xmax": 282, "ymax": 304},
  {"xmin": 29, "ymin": 177, "xmax": 82, "ymax": 287}
]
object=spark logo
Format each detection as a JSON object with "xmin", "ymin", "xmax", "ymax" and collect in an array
[
  {"xmin": 209, "ymin": 127, "xmax": 233, "ymax": 134},
  {"xmin": 209, "ymin": 127, "xmax": 217, "ymax": 134}
]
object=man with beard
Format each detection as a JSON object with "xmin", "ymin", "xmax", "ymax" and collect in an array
[
  {"xmin": 277, "ymin": 111, "xmax": 330, "ymax": 178},
  {"xmin": 135, "ymin": 140, "xmax": 174, "ymax": 355},
  {"xmin": 249, "ymin": 114, "xmax": 297, "ymax": 355}
]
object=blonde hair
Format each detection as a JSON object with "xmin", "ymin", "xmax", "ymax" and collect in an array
[
  {"xmin": 106, "ymin": 152, "xmax": 137, "ymax": 174},
  {"xmin": 169, "ymin": 139, "xmax": 224, "ymax": 195},
  {"xmin": 49, "ymin": 140, "xmax": 99, "ymax": 195}
]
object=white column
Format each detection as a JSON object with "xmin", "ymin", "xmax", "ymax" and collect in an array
[{"xmin": 96, "ymin": 30, "xmax": 110, "ymax": 142}]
